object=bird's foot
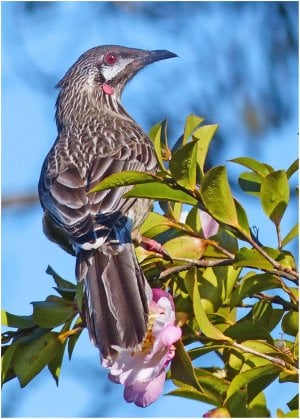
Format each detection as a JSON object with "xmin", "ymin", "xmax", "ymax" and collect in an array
[{"xmin": 132, "ymin": 231, "xmax": 172, "ymax": 262}]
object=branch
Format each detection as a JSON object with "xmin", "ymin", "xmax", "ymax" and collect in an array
[
  {"xmin": 242, "ymin": 232, "xmax": 299, "ymax": 282},
  {"xmin": 159, "ymin": 257, "xmax": 233, "ymax": 280},
  {"xmin": 231, "ymin": 341, "xmax": 298, "ymax": 372},
  {"xmin": 2, "ymin": 193, "xmax": 39, "ymax": 209}
]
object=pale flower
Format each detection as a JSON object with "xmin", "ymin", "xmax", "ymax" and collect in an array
[{"xmin": 102, "ymin": 288, "xmax": 182, "ymax": 407}]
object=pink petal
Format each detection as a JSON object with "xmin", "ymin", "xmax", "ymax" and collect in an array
[
  {"xmin": 124, "ymin": 370, "xmax": 166, "ymax": 407},
  {"xmin": 152, "ymin": 288, "xmax": 175, "ymax": 309},
  {"xmin": 160, "ymin": 324, "xmax": 182, "ymax": 346},
  {"xmin": 199, "ymin": 210, "xmax": 219, "ymax": 238}
]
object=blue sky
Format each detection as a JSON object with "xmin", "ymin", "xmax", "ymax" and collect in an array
[{"xmin": 2, "ymin": 2, "xmax": 298, "ymax": 417}]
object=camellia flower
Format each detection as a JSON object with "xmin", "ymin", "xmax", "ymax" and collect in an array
[{"xmin": 102, "ymin": 287, "xmax": 182, "ymax": 407}]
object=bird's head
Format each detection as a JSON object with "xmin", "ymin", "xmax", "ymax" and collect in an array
[{"xmin": 57, "ymin": 45, "xmax": 177, "ymax": 99}]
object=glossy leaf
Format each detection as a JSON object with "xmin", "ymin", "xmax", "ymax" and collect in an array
[
  {"xmin": 46, "ymin": 266, "xmax": 76, "ymax": 290},
  {"xmin": 183, "ymin": 114, "xmax": 204, "ymax": 144},
  {"xmin": 260, "ymin": 170, "xmax": 290, "ymax": 225},
  {"xmin": 230, "ymin": 272, "xmax": 280, "ymax": 308},
  {"xmin": 225, "ymin": 364, "xmax": 280, "ymax": 403},
  {"xmin": 286, "ymin": 158, "xmax": 299, "ymax": 179},
  {"xmin": 287, "ymin": 394, "xmax": 299, "ymax": 411},
  {"xmin": 149, "ymin": 119, "xmax": 169, "ymax": 169},
  {"xmin": 234, "ymin": 198, "xmax": 250, "ymax": 236},
  {"xmin": 13, "ymin": 332, "xmax": 62, "ymax": 387},
  {"xmin": 241, "ymin": 340, "xmax": 295, "ymax": 365},
  {"xmin": 32, "ymin": 299, "xmax": 76, "ymax": 329},
  {"xmin": 2, "ymin": 342, "xmax": 20, "ymax": 384},
  {"xmin": 48, "ymin": 340, "xmax": 67, "ymax": 386},
  {"xmin": 68, "ymin": 325, "xmax": 83, "ymax": 360},
  {"xmin": 1, "ymin": 310, "xmax": 35, "ymax": 329},
  {"xmin": 230, "ymin": 157, "xmax": 274, "ymax": 176},
  {"xmin": 238, "ymin": 171, "xmax": 262, "ymax": 197},
  {"xmin": 200, "ymin": 166, "xmax": 239, "ymax": 228},
  {"xmin": 195, "ymin": 367, "xmax": 228, "ymax": 402},
  {"xmin": 164, "ymin": 235, "xmax": 208, "ymax": 260},
  {"xmin": 88, "ymin": 171, "xmax": 159, "ymax": 193},
  {"xmin": 169, "ymin": 140, "xmax": 198, "ymax": 190},
  {"xmin": 282, "ymin": 312, "xmax": 298, "ymax": 337},
  {"xmin": 234, "ymin": 247, "xmax": 275, "ymax": 270},
  {"xmin": 124, "ymin": 182, "xmax": 198, "ymax": 205},
  {"xmin": 224, "ymin": 321, "xmax": 274, "ymax": 343},
  {"xmin": 192, "ymin": 270, "xmax": 232, "ymax": 342},
  {"xmin": 282, "ymin": 224, "xmax": 299, "ymax": 247},
  {"xmin": 171, "ymin": 339, "xmax": 202, "ymax": 391},
  {"xmin": 192, "ymin": 124, "xmax": 218, "ymax": 173},
  {"xmin": 167, "ymin": 386, "xmax": 217, "ymax": 405}
]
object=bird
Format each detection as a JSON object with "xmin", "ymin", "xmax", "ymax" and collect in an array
[{"xmin": 38, "ymin": 45, "xmax": 177, "ymax": 361}]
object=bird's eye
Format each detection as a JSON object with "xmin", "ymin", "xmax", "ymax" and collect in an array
[{"xmin": 104, "ymin": 52, "xmax": 117, "ymax": 65}]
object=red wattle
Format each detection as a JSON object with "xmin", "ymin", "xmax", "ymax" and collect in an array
[{"xmin": 102, "ymin": 83, "xmax": 114, "ymax": 95}]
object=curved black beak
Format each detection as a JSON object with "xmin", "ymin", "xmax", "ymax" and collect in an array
[{"xmin": 148, "ymin": 49, "xmax": 178, "ymax": 64}]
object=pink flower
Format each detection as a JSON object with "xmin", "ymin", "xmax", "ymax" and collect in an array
[
  {"xmin": 102, "ymin": 288, "xmax": 182, "ymax": 407},
  {"xmin": 199, "ymin": 210, "xmax": 219, "ymax": 238}
]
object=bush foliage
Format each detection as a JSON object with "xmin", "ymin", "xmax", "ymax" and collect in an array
[{"xmin": 2, "ymin": 115, "xmax": 298, "ymax": 417}]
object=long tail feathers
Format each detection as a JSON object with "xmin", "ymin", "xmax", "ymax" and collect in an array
[{"xmin": 76, "ymin": 243, "xmax": 149, "ymax": 360}]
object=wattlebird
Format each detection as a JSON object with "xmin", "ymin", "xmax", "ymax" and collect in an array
[{"xmin": 38, "ymin": 45, "xmax": 177, "ymax": 360}]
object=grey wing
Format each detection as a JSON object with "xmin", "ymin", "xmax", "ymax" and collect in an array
[{"xmin": 38, "ymin": 136, "xmax": 157, "ymax": 248}]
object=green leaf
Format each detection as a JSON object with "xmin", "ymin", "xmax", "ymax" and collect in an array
[
  {"xmin": 188, "ymin": 344, "xmax": 227, "ymax": 360},
  {"xmin": 260, "ymin": 170, "xmax": 290, "ymax": 226},
  {"xmin": 171, "ymin": 339, "xmax": 202, "ymax": 391},
  {"xmin": 48, "ymin": 340, "xmax": 67, "ymax": 386},
  {"xmin": 195, "ymin": 367, "xmax": 228, "ymax": 402},
  {"xmin": 148, "ymin": 119, "xmax": 169, "ymax": 170},
  {"xmin": 192, "ymin": 269, "xmax": 232, "ymax": 342},
  {"xmin": 230, "ymin": 157, "xmax": 274, "ymax": 177},
  {"xmin": 281, "ymin": 312, "xmax": 298, "ymax": 337},
  {"xmin": 13, "ymin": 332, "xmax": 62, "ymax": 387},
  {"xmin": 246, "ymin": 390, "xmax": 270, "ymax": 417},
  {"xmin": 234, "ymin": 198, "xmax": 250, "ymax": 236},
  {"xmin": 164, "ymin": 235, "xmax": 208, "ymax": 260},
  {"xmin": 200, "ymin": 166, "xmax": 239, "ymax": 228},
  {"xmin": 167, "ymin": 386, "xmax": 217, "ymax": 405},
  {"xmin": 46, "ymin": 266, "xmax": 76, "ymax": 290},
  {"xmin": 183, "ymin": 114, "xmax": 204, "ymax": 144},
  {"xmin": 230, "ymin": 272, "xmax": 280, "ymax": 308},
  {"xmin": 32, "ymin": 299, "xmax": 76, "ymax": 329},
  {"xmin": 192, "ymin": 124, "xmax": 218, "ymax": 173},
  {"xmin": 2, "ymin": 342, "xmax": 20, "ymax": 384},
  {"xmin": 234, "ymin": 247, "xmax": 275, "ymax": 270},
  {"xmin": 224, "ymin": 322, "xmax": 274, "ymax": 344},
  {"xmin": 124, "ymin": 182, "xmax": 198, "ymax": 205},
  {"xmin": 287, "ymin": 394, "xmax": 299, "ymax": 411},
  {"xmin": 76, "ymin": 280, "xmax": 84, "ymax": 312},
  {"xmin": 1, "ymin": 310, "xmax": 35, "ymax": 329},
  {"xmin": 140, "ymin": 212, "xmax": 171, "ymax": 237},
  {"xmin": 238, "ymin": 171, "xmax": 262, "ymax": 197},
  {"xmin": 286, "ymin": 158, "xmax": 299, "ymax": 179},
  {"xmin": 225, "ymin": 364, "xmax": 281, "ymax": 403},
  {"xmin": 68, "ymin": 328, "xmax": 83, "ymax": 360},
  {"xmin": 282, "ymin": 224, "xmax": 299, "ymax": 248},
  {"xmin": 88, "ymin": 171, "xmax": 159, "ymax": 193},
  {"xmin": 281, "ymin": 410, "xmax": 299, "ymax": 418},
  {"xmin": 169, "ymin": 140, "xmax": 198, "ymax": 190}
]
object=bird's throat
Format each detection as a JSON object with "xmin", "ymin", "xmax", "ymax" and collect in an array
[{"xmin": 102, "ymin": 83, "xmax": 114, "ymax": 95}]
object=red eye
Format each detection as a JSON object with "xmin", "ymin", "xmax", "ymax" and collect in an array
[{"xmin": 104, "ymin": 52, "xmax": 117, "ymax": 65}]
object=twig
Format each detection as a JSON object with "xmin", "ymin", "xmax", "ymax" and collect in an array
[
  {"xmin": 159, "ymin": 257, "xmax": 233, "ymax": 280},
  {"xmin": 2, "ymin": 193, "xmax": 39, "ymax": 208},
  {"xmin": 231, "ymin": 341, "xmax": 297, "ymax": 371},
  {"xmin": 243, "ymin": 232, "xmax": 299, "ymax": 282}
]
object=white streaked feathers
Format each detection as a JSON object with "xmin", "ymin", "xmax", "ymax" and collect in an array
[{"xmin": 101, "ymin": 58, "xmax": 133, "ymax": 81}]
